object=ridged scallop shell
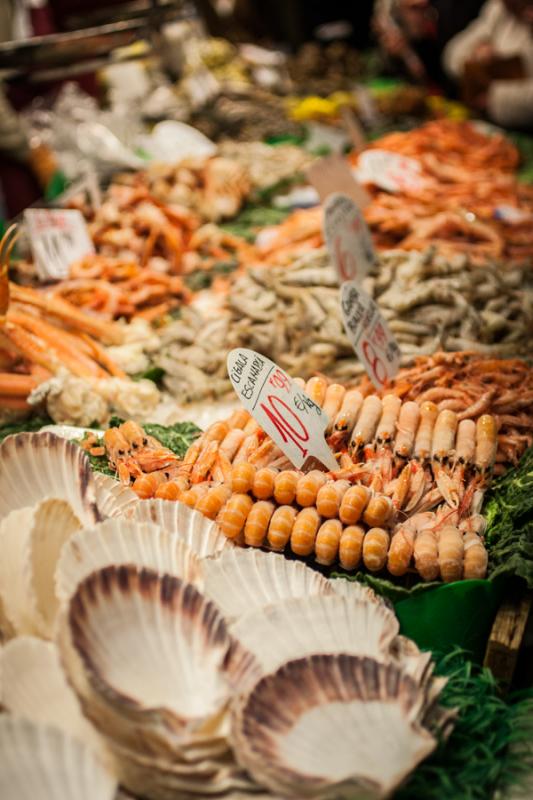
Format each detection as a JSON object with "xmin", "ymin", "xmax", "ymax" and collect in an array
[
  {"xmin": 232, "ymin": 654, "xmax": 439, "ymax": 799},
  {"xmin": 0, "ymin": 717, "xmax": 117, "ymax": 800},
  {"xmin": 58, "ymin": 565, "xmax": 258, "ymax": 760},
  {"xmin": 94, "ymin": 473, "xmax": 139, "ymax": 519},
  {"xmin": 328, "ymin": 576, "xmax": 384, "ymax": 605},
  {"xmin": 0, "ymin": 432, "xmax": 99, "ymax": 525},
  {"xmin": 134, "ymin": 500, "xmax": 229, "ymax": 557},
  {"xmin": 55, "ymin": 519, "xmax": 203, "ymax": 603},
  {"xmin": 0, "ymin": 636, "xmax": 108, "ymax": 760},
  {"xmin": 230, "ymin": 594, "xmax": 399, "ymax": 678},
  {"xmin": 203, "ymin": 549, "xmax": 335, "ymax": 620},
  {"xmin": 0, "ymin": 498, "xmax": 81, "ymax": 637}
]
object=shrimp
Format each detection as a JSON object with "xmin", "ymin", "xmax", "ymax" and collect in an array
[
  {"xmin": 437, "ymin": 525, "xmax": 464, "ymax": 583},
  {"xmin": 431, "ymin": 409, "xmax": 458, "ymax": 462},
  {"xmin": 316, "ymin": 480, "xmax": 350, "ymax": 518},
  {"xmin": 273, "ymin": 470, "xmax": 300, "ymax": 505},
  {"xmin": 203, "ymin": 420, "xmax": 230, "ymax": 444},
  {"xmin": 252, "ymin": 468, "xmax": 277, "ymax": 500},
  {"xmin": 350, "ymin": 395, "xmax": 383, "ymax": 453},
  {"xmin": 120, "ymin": 420, "xmax": 148, "ymax": 449},
  {"xmin": 391, "ymin": 463, "xmax": 412, "ymax": 510},
  {"xmin": 190, "ymin": 440, "xmax": 219, "ymax": 484},
  {"xmin": 339, "ymin": 485, "xmax": 370, "ymax": 525},
  {"xmin": 219, "ymin": 428, "xmax": 246, "ymax": 462},
  {"xmin": 195, "ymin": 484, "xmax": 232, "ymax": 520},
  {"xmin": 226, "ymin": 408, "xmax": 251, "ymax": 430},
  {"xmin": 363, "ymin": 495, "xmax": 393, "ymax": 527},
  {"xmin": 231, "ymin": 462, "xmax": 256, "ymax": 494},
  {"xmin": 475, "ymin": 414, "xmax": 498, "ymax": 473},
  {"xmin": 211, "ymin": 451, "xmax": 232, "ymax": 483},
  {"xmin": 338, "ymin": 525, "xmax": 365, "ymax": 570},
  {"xmin": 414, "ymin": 401, "xmax": 438, "ymax": 461},
  {"xmin": 414, "ymin": 527, "xmax": 439, "ymax": 581},
  {"xmin": 315, "ymin": 519, "xmax": 343, "ymax": 566},
  {"xmin": 333, "ymin": 389, "xmax": 363, "ymax": 433},
  {"xmin": 376, "ymin": 394, "xmax": 402, "ymax": 445},
  {"xmin": 305, "ymin": 375, "xmax": 328, "ymax": 407},
  {"xmin": 323, "ymin": 384, "xmax": 346, "ymax": 433},
  {"xmin": 394, "ymin": 402, "xmax": 420, "ymax": 459},
  {"xmin": 363, "ymin": 528, "xmax": 389, "ymax": 572},
  {"xmin": 267, "ymin": 505, "xmax": 298, "ymax": 551},
  {"xmin": 131, "ymin": 472, "xmax": 165, "ymax": 499},
  {"xmin": 290, "ymin": 507, "xmax": 321, "ymax": 556},
  {"xmin": 244, "ymin": 501, "xmax": 276, "ymax": 547},
  {"xmin": 454, "ymin": 419, "xmax": 476, "ymax": 465},
  {"xmin": 217, "ymin": 493, "xmax": 253, "ymax": 539},
  {"xmin": 233, "ymin": 433, "xmax": 261, "ymax": 465},
  {"xmin": 155, "ymin": 481, "xmax": 183, "ymax": 501},
  {"xmin": 296, "ymin": 470, "xmax": 328, "ymax": 507},
  {"xmin": 249, "ymin": 439, "xmax": 284, "ymax": 469},
  {"xmin": 178, "ymin": 436, "xmax": 203, "ymax": 478},
  {"xmin": 388, "ymin": 519, "xmax": 416, "ymax": 576},
  {"xmin": 243, "ymin": 417, "xmax": 261, "ymax": 435},
  {"xmin": 180, "ymin": 483, "xmax": 211, "ymax": 509},
  {"xmin": 463, "ymin": 531, "xmax": 488, "ymax": 579}
]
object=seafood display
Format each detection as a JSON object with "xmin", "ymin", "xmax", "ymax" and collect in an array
[{"xmin": 0, "ymin": 430, "xmax": 450, "ymax": 799}]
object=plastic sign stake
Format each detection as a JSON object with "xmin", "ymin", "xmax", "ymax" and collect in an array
[
  {"xmin": 24, "ymin": 209, "xmax": 94, "ymax": 282},
  {"xmin": 324, "ymin": 193, "xmax": 376, "ymax": 283},
  {"xmin": 340, "ymin": 281, "xmax": 401, "ymax": 390},
  {"xmin": 227, "ymin": 349, "xmax": 337, "ymax": 471}
]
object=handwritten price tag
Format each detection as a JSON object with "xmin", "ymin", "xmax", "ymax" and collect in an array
[
  {"xmin": 340, "ymin": 281, "xmax": 401, "ymax": 390},
  {"xmin": 324, "ymin": 193, "xmax": 376, "ymax": 283},
  {"xmin": 24, "ymin": 209, "xmax": 94, "ymax": 282},
  {"xmin": 227, "ymin": 349, "xmax": 337, "ymax": 471},
  {"xmin": 356, "ymin": 149, "xmax": 427, "ymax": 194}
]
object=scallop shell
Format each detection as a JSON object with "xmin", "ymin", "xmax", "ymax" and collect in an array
[
  {"xmin": 59, "ymin": 565, "xmax": 257, "ymax": 759},
  {"xmin": 0, "ymin": 636, "xmax": 107, "ymax": 760},
  {"xmin": 94, "ymin": 473, "xmax": 139, "ymax": 519},
  {"xmin": 0, "ymin": 498, "xmax": 81, "ymax": 636},
  {"xmin": 230, "ymin": 594, "xmax": 399, "ymax": 678},
  {"xmin": 0, "ymin": 432, "xmax": 99, "ymax": 525},
  {"xmin": 55, "ymin": 519, "xmax": 203, "ymax": 603},
  {"xmin": 202, "ymin": 548, "xmax": 335, "ymax": 620},
  {"xmin": 328, "ymin": 576, "xmax": 384, "ymax": 605},
  {"xmin": 134, "ymin": 499, "xmax": 229, "ymax": 557},
  {"xmin": 0, "ymin": 717, "xmax": 117, "ymax": 800},
  {"xmin": 232, "ymin": 654, "xmax": 439, "ymax": 799}
]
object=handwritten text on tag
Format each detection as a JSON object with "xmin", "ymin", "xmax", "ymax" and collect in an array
[
  {"xmin": 227, "ymin": 349, "xmax": 337, "ymax": 471},
  {"xmin": 324, "ymin": 193, "xmax": 376, "ymax": 283},
  {"xmin": 356, "ymin": 149, "xmax": 427, "ymax": 194},
  {"xmin": 24, "ymin": 209, "xmax": 94, "ymax": 282},
  {"xmin": 340, "ymin": 282, "xmax": 401, "ymax": 389}
]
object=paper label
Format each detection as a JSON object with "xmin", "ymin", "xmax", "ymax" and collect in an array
[
  {"xmin": 307, "ymin": 154, "xmax": 371, "ymax": 209},
  {"xmin": 227, "ymin": 349, "xmax": 337, "ymax": 471},
  {"xmin": 24, "ymin": 209, "xmax": 94, "ymax": 282},
  {"xmin": 356, "ymin": 149, "xmax": 427, "ymax": 194},
  {"xmin": 340, "ymin": 281, "xmax": 401, "ymax": 389},
  {"xmin": 324, "ymin": 193, "xmax": 376, "ymax": 283}
]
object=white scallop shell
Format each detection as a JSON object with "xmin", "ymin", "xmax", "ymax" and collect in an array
[
  {"xmin": 0, "ymin": 498, "xmax": 81, "ymax": 637},
  {"xmin": 55, "ymin": 519, "xmax": 203, "ymax": 603},
  {"xmin": 59, "ymin": 565, "xmax": 257, "ymax": 759},
  {"xmin": 133, "ymin": 499, "xmax": 229, "ymax": 557},
  {"xmin": 0, "ymin": 717, "xmax": 117, "ymax": 800},
  {"xmin": 202, "ymin": 549, "xmax": 335, "ymax": 620},
  {"xmin": 0, "ymin": 432, "xmax": 99, "ymax": 525},
  {"xmin": 230, "ymin": 594, "xmax": 399, "ymax": 677},
  {"xmin": 0, "ymin": 636, "xmax": 108, "ymax": 761},
  {"xmin": 94, "ymin": 473, "xmax": 138, "ymax": 519},
  {"xmin": 328, "ymin": 576, "xmax": 384, "ymax": 605},
  {"xmin": 232, "ymin": 654, "xmax": 439, "ymax": 799}
]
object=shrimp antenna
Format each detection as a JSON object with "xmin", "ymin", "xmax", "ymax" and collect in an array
[{"xmin": 0, "ymin": 224, "xmax": 20, "ymax": 325}]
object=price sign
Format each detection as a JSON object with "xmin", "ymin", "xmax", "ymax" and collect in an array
[
  {"xmin": 227, "ymin": 349, "xmax": 337, "ymax": 471},
  {"xmin": 356, "ymin": 149, "xmax": 428, "ymax": 194},
  {"xmin": 340, "ymin": 281, "xmax": 401, "ymax": 390},
  {"xmin": 307, "ymin": 155, "xmax": 371, "ymax": 209},
  {"xmin": 24, "ymin": 209, "xmax": 94, "ymax": 282},
  {"xmin": 324, "ymin": 193, "xmax": 376, "ymax": 283}
]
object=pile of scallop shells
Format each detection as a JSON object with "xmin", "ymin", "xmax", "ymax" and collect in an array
[{"xmin": 0, "ymin": 432, "xmax": 453, "ymax": 800}]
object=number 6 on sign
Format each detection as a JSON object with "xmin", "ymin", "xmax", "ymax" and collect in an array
[{"xmin": 227, "ymin": 349, "xmax": 337, "ymax": 471}]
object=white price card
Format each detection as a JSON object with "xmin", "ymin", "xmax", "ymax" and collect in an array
[
  {"xmin": 227, "ymin": 349, "xmax": 337, "ymax": 471},
  {"xmin": 340, "ymin": 281, "xmax": 401, "ymax": 390},
  {"xmin": 24, "ymin": 208, "xmax": 94, "ymax": 282},
  {"xmin": 324, "ymin": 193, "xmax": 376, "ymax": 284},
  {"xmin": 356, "ymin": 149, "xmax": 428, "ymax": 194}
]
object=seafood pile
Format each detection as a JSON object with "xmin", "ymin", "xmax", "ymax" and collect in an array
[
  {"xmin": 91, "ymin": 362, "xmax": 527, "ymax": 583},
  {"xmin": 357, "ymin": 352, "xmax": 533, "ymax": 467},
  {"xmin": 0, "ymin": 431, "xmax": 450, "ymax": 800},
  {"xmin": 216, "ymin": 141, "xmax": 315, "ymax": 193},
  {"xmin": 365, "ymin": 248, "xmax": 533, "ymax": 360}
]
